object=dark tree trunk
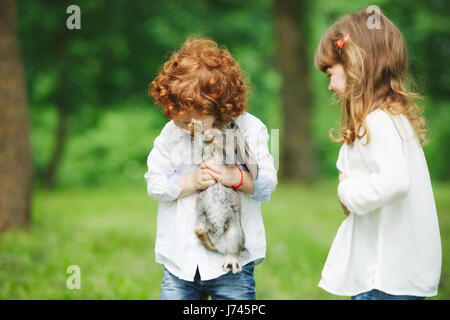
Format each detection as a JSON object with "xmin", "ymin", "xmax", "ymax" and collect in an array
[
  {"xmin": 0, "ymin": 0, "xmax": 32, "ymax": 230},
  {"xmin": 274, "ymin": 0, "xmax": 318, "ymax": 182},
  {"xmin": 41, "ymin": 23, "xmax": 71, "ymax": 190},
  {"xmin": 42, "ymin": 99, "xmax": 69, "ymax": 189}
]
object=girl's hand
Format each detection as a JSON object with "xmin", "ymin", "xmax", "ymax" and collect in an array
[
  {"xmin": 338, "ymin": 170, "xmax": 350, "ymax": 216},
  {"xmin": 339, "ymin": 199, "xmax": 350, "ymax": 216},
  {"xmin": 192, "ymin": 162, "xmax": 217, "ymax": 190},
  {"xmin": 203, "ymin": 158, "xmax": 241, "ymax": 188}
]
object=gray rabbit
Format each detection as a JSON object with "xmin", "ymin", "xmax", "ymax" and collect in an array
[{"xmin": 188, "ymin": 119, "xmax": 258, "ymax": 274}]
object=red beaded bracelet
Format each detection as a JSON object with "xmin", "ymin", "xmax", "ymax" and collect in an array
[{"xmin": 233, "ymin": 167, "xmax": 244, "ymax": 191}]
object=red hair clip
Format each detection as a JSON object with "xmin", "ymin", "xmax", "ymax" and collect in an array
[{"xmin": 336, "ymin": 33, "xmax": 350, "ymax": 48}]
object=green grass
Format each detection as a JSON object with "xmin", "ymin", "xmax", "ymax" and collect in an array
[{"xmin": 0, "ymin": 181, "xmax": 448, "ymax": 299}]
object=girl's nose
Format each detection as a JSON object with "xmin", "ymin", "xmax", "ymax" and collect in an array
[{"xmin": 328, "ymin": 83, "xmax": 333, "ymax": 92}]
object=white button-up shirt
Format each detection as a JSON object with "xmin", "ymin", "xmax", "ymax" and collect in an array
[
  {"xmin": 145, "ymin": 112, "xmax": 278, "ymax": 281},
  {"xmin": 319, "ymin": 109, "xmax": 442, "ymax": 297}
]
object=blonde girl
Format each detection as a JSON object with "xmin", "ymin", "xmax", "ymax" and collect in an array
[{"xmin": 314, "ymin": 8, "xmax": 441, "ymax": 300}]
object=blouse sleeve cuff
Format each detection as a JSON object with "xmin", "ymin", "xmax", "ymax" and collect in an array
[
  {"xmin": 338, "ymin": 178, "xmax": 370, "ymax": 216},
  {"xmin": 338, "ymin": 178, "xmax": 359, "ymax": 216}
]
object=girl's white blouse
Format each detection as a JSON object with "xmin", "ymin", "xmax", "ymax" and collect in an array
[
  {"xmin": 144, "ymin": 112, "xmax": 278, "ymax": 281},
  {"xmin": 319, "ymin": 109, "xmax": 442, "ymax": 297}
]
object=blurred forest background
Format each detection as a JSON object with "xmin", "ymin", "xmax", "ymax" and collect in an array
[{"xmin": 0, "ymin": 0, "xmax": 449, "ymax": 299}]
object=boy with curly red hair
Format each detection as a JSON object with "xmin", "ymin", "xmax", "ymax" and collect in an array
[{"xmin": 146, "ymin": 37, "xmax": 277, "ymax": 300}]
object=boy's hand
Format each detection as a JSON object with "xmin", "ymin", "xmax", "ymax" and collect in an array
[
  {"xmin": 203, "ymin": 158, "xmax": 241, "ymax": 188},
  {"xmin": 192, "ymin": 162, "xmax": 216, "ymax": 190},
  {"xmin": 338, "ymin": 170, "xmax": 350, "ymax": 216}
]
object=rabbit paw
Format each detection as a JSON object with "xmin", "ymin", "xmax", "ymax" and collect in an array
[
  {"xmin": 203, "ymin": 129, "xmax": 214, "ymax": 143},
  {"xmin": 189, "ymin": 119, "xmax": 203, "ymax": 138},
  {"xmin": 222, "ymin": 255, "xmax": 242, "ymax": 274},
  {"xmin": 194, "ymin": 228, "xmax": 216, "ymax": 251},
  {"xmin": 193, "ymin": 119, "xmax": 202, "ymax": 131}
]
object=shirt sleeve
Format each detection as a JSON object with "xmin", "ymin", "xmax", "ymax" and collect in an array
[
  {"xmin": 337, "ymin": 111, "xmax": 410, "ymax": 216},
  {"xmin": 245, "ymin": 125, "xmax": 278, "ymax": 202},
  {"xmin": 144, "ymin": 123, "xmax": 182, "ymax": 202},
  {"xmin": 166, "ymin": 172, "xmax": 181, "ymax": 184},
  {"xmin": 252, "ymin": 171, "xmax": 276, "ymax": 202}
]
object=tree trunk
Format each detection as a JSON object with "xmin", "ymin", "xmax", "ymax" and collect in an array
[
  {"xmin": 42, "ymin": 100, "xmax": 69, "ymax": 189},
  {"xmin": 41, "ymin": 21, "xmax": 70, "ymax": 189},
  {"xmin": 274, "ymin": 0, "xmax": 318, "ymax": 182},
  {"xmin": 0, "ymin": 0, "xmax": 32, "ymax": 230}
]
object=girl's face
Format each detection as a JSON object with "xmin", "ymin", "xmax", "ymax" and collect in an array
[
  {"xmin": 326, "ymin": 64, "xmax": 346, "ymax": 95},
  {"xmin": 173, "ymin": 111, "xmax": 216, "ymax": 131}
]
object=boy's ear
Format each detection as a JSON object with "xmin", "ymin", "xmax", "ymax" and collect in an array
[{"xmin": 234, "ymin": 124, "xmax": 258, "ymax": 180}]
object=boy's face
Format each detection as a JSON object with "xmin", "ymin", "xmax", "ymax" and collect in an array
[
  {"xmin": 326, "ymin": 64, "xmax": 346, "ymax": 95},
  {"xmin": 173, "ymin": 111, "xmax": 216, "ymax": 132}
]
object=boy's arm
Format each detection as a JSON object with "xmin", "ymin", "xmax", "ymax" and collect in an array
[
  {"xmin": 249, "ymin": 125, "xmax": 278, "ymax": 202},
  {"xmin": 203, "ymin": 160, "xmax": 255, "ymax": 195},
  {"xmin": 206, "ymin": 126, "xmax": 278, "ymax": 202},
  {"xmin": 166, "ymin": 171, "xmax": 197, "ymax": 198},
  {"xmin": 203, "ymin": 125, "xmax": 277, "ymax": 201},
  {"xmin": 175, "ymin": 172, "xmax": 197, "ymax": 199},
  {"xmin": 144, "ymin": 124, "xmax": 182, "ymax": 202},
  {"xmin": 239, "ymin": 170, "xmax": 255, "ymax": 195},
  {"xmin": 167, "ymin": 163, "xmax": 217, "ymax": 199}
]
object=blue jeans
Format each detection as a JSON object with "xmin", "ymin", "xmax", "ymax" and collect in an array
[
  {"xmin": 352, "ymin": 289, "xmax": 426, "ymax": 300},
  {"xmin": 160, "ymin": 262, "xmax": 256, "ymax": 300}
]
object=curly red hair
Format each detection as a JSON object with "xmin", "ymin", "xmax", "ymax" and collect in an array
[{"xmin": 149, "ymin": 37, "xmax": 248, "ymax": 122}]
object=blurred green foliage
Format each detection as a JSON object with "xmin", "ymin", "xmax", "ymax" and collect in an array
[{"xmin": 17, "ymin": 0, "xmax": 449, "ymax": 189}]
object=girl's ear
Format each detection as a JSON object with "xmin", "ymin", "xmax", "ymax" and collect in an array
[{"xmin": 234, "ymin": 124, "xmax": 258, "ymax": 180}]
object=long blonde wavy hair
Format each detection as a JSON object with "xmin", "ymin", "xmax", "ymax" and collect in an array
[{"xmin": 315, "ymin": 9, "xmax": 427, "ymax": 146}]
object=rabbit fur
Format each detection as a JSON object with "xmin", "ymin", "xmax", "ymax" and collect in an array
[{"xmin": 188, "ymin": 118, "xmax": 258, "ymax": 274}]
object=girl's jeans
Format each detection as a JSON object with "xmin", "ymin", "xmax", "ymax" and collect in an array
[
  {"xmin": 160, "ymin": 262, "xmax": 255, "ymax": 300},
  {"xmin": 352, "ymin": 289, "xmax": 426, "ymax": 300}
]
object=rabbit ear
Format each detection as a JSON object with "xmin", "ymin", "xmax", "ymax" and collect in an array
[{"xmin": 232, "ymin": 122, "xmax": 258, "ymax": 180}]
